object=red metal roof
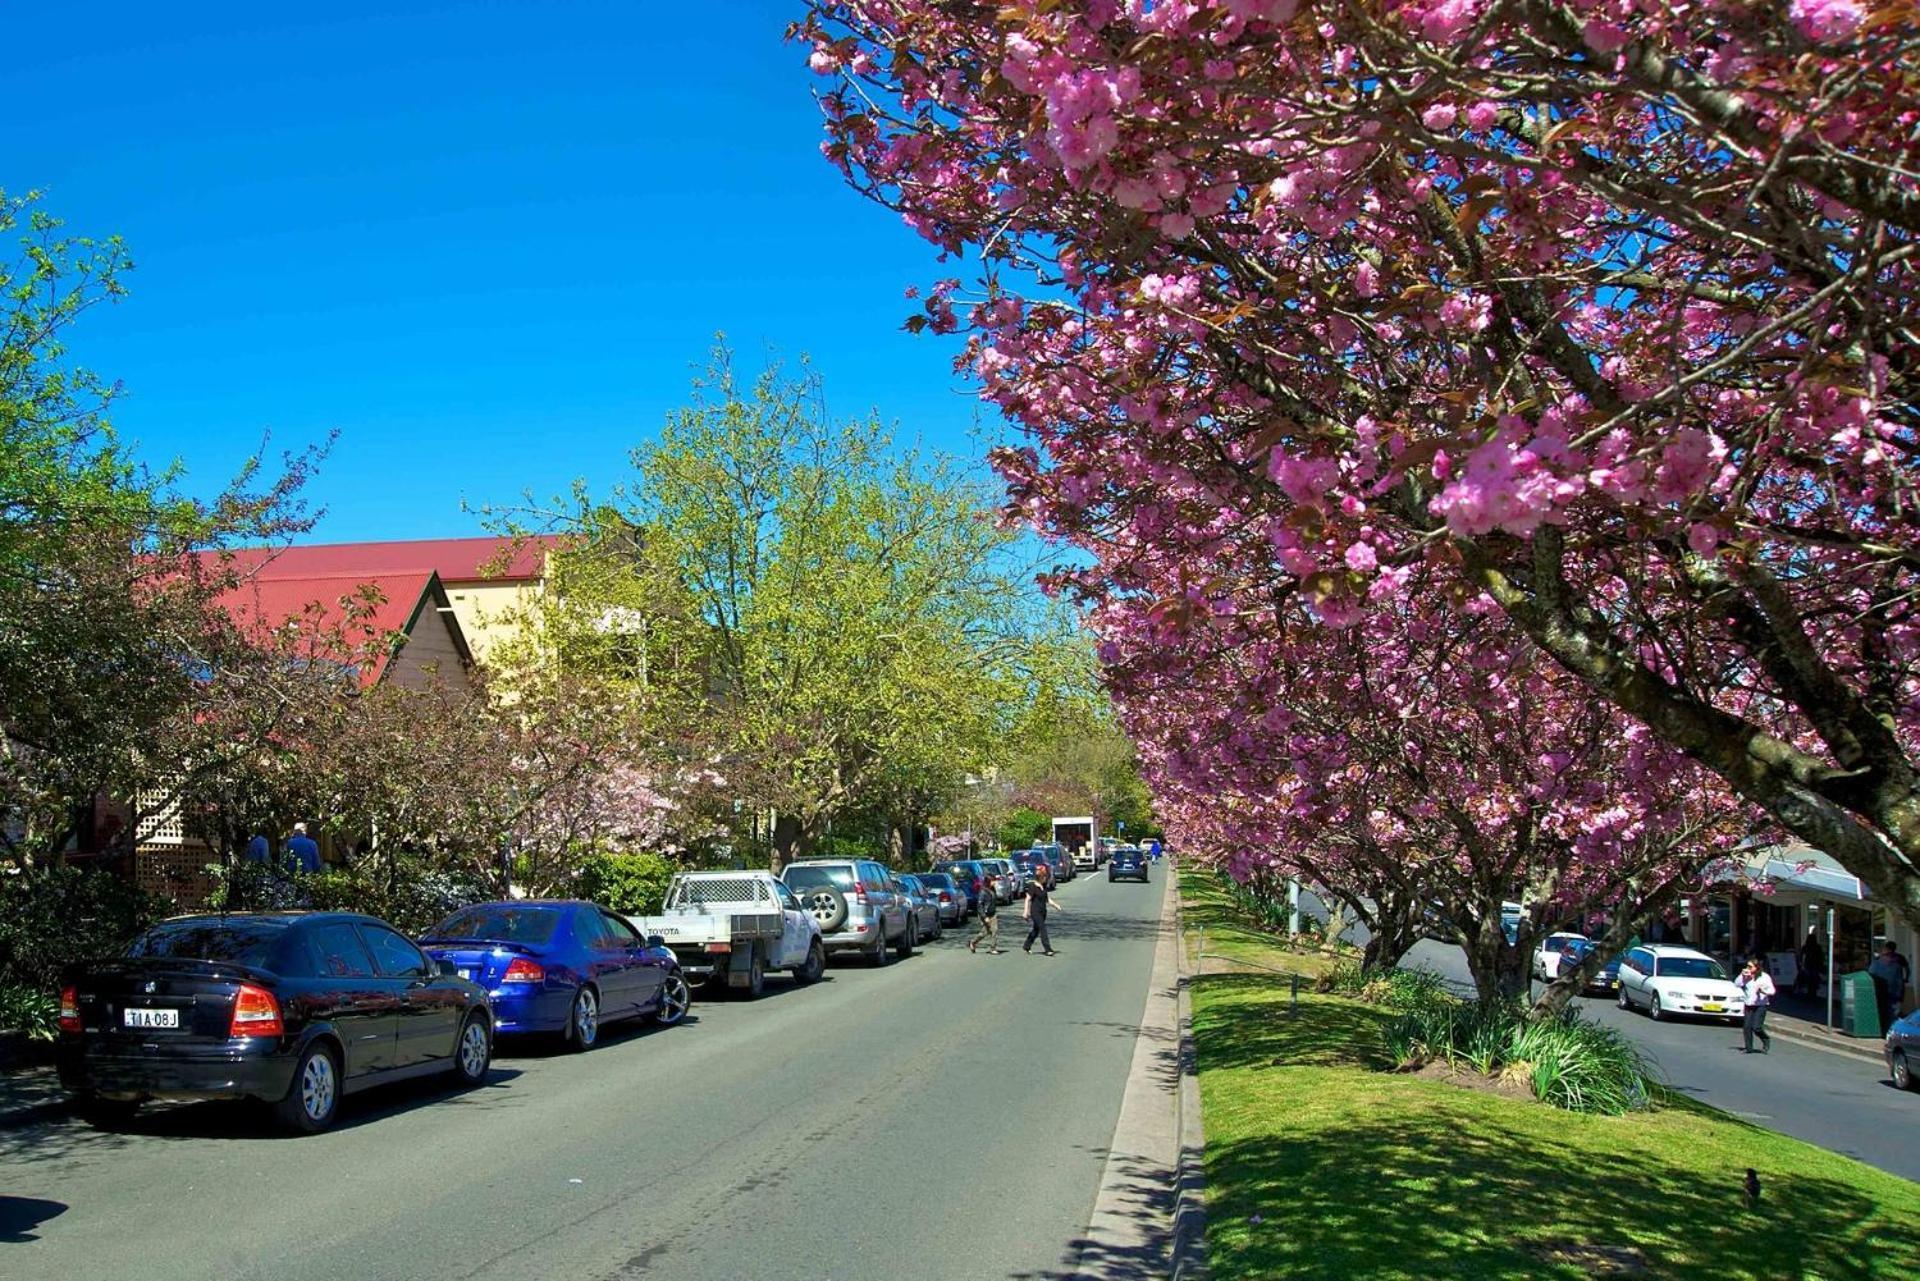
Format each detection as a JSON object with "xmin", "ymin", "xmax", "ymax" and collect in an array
[
  {"xmin": 217, "ymin": 534, "xmax": 563, "ymax": 583},
  {"xmin": 214, "ymin": 570, "xmax": 445, "ymax": 687}
]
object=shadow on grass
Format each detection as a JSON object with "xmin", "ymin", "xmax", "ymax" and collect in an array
[{"xmin": 1192, "ymin": 972, "xmax": 1390, "ymax": 1072}]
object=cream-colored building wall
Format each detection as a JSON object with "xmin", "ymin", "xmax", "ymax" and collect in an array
[{"xmin": 443, "ymin": 579, "xmax": 541, "ymax": 666}]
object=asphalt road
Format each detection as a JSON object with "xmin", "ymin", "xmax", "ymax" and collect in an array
[
  {"xmin": 0, "ymin": 872, "xmax": 1169, "ymax": 1280},
  {"xmin": 1290, "ymin": 889, "xmax": 1919, "ymax": 1184}
]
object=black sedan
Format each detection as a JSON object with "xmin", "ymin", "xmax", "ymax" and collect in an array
[
  {"xmin": 1108, "ymin": 846, "xmax": 1149, "ymax": 882},
  {"xmin": 58, "ymin": 911, "xmax": 493, "ymax": 1133},
  {"xmin": 1888, "ymin": 1009, "xmax": 1920, "ymax": 1091}
]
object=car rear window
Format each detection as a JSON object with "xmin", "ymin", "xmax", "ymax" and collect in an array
[
  {"xmin": 426, "ymin": 905, "xmax": 562, "ymax": 945},
  {"xmin": 1655, "ymin": 956, "xmax": 1727, "ymax": 981},
  {"xmin": 786, "ymin": 866, "xmax": 855, "ymax": 892},
  {"xmin": 920, "ymin": 874, "xmax": 955, "ymax": 890},
  {"xmin": 127, "ymin": 919, "xmax": 288, "ymax": 968}
]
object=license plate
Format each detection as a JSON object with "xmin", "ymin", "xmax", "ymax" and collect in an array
[
  {"xmin": 122, "ymin": 1007, "xmax": 178, "ymax": 1029},
  {"xmin": 1700, "ymin": 1003, "xmax": 1724, "ymax": 1013}
]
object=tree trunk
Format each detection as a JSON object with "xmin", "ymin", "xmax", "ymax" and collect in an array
[
  {"xmin": 1360, "ymin": 907, "xmax": 1421, "ymax": 974},
  {"xmin": 770, "ymin": 812, "xmax": 804, "ymax": 873},
  {"xmin": 1465, "ymin": 919, "xmax": 1529, "ymax": 1004},
  {"xmin": 887, "ymin": 824, "xmax": 905, "ymax": 867}
]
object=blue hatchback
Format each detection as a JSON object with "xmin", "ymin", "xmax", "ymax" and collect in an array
[{"xmin": 421, "ymin": 901, "xmax": 690, "ymax": 1051}]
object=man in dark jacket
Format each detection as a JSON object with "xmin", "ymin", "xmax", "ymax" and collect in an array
[
  {"xmin": 285, "ymin": 822, "xmax": 321, "ymax": 874},
  {"xmin": 968, "ymin": 877, "xmax": 1001, "ymax": 953}
]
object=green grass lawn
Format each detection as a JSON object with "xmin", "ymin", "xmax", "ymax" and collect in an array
[
  {"xmin": 1179, "ymin": 868, "xmax": 1344, "ymax": 979},
  {"xmin": 1182, "ymin": 875, "xmax": 1920, "ymax": 1280}
]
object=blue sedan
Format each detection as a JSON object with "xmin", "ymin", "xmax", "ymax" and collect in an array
[{"xmin": 421, "ymin": 901, "xmax": 690, "ymax": 1051}]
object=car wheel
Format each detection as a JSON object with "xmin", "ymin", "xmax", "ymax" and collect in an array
[
  {"xmin": 795, "ymin": 939, "xmax": 826, "ymax": 986},
  {"xmin": 737, "ymin": 947, "xmax": 766, "ymax": 999},
  {"xmin": 655, "ymin": 973, "xmax": 692, "ymax": 1026},
  {"xmin": 871, "ymin": 926, "xmax": 892, "ymax": 967},
  {"xmin": 929, "ymin": 916, "xmax": 943, "ymax": 942},
  {"xmin": 801, "ymin": 886, "xmax": 849, "ymax": 933},
  {"xmin": 896, "ymin": 918, "xmax": 917, "ymax": 960},
  {"xmin": 567, "ymin": 985, "xmax": 601, "ymax": 1051},
  {"xmin": 1618, "ymin": 985, "xmax": 1632, "ymax": 1011},
  {"xmin": 452, "ymin": 1013, "xmax": 491, "ymax": 1087},
  {"xmin": 1649, "ymin": 991, "xmax": 1665, "ymax": 1022},
  {"xmin": 75, "ymin": 1094, "xmax": 142, "ymax": 1130},
  {"xmin": 273, "ymin": 1042, "xmax": 341, "ymax": 1134},
  {"xmin": 1891, "ymin": 1050, "xmax": 1913, "ymax": 1091}
]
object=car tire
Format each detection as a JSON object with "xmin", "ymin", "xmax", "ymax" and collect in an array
[
  {"xmin": 736, "ymin": 947, "xmax": 766, "ymax": 999},
  {"xmin": 794, "ymin": 939, "xmax": 826, "ymax": 986},
  {"xmin": 871, "ymin": 926, "xmax": 892, "ymax": 967},
  {"xmin": 451, "ymin": 1013, "xmax": 491, "ymax": 1087},
  {"xmin": 566, "ymin": 985, "xmax": 601, "ymax": 1051},
  {"xmin": 74, "ymin": 1094, "xmax": 142, "ymax": 1130},
  {"xmin": 1618, "ymin": 985, "xmax": 1632, "ymax": 1011},
  {"xmin": 929, "ymin": 916, "xmax": 943, "ymax": 942},
  {"xmin": 1893, "ymin": 1050, "xmax": 1913, "ymax": 1091},
  {"xmin": 273, "ymin": 1042, "xmax": 341, "ymax": 1135},
  {"xmin": 1648, "ymin": 992, "xmax": 1665, "ymax": 1022},
  {"xmin": 655, "ymin": 973, "xmax": 692, "ymax": 1026},
  {"xmin": 801, "ymin": 886, "xmax": 849, "ymax": 933},
  {"xmin": 896, "ymin": 918, "xmax": 917, "ymax": 960}
]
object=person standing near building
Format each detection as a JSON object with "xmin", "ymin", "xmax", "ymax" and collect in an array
[
  {"xmin": 1735, "ymin": 956, "xmax": 1775, "ymax": 1054},
  {"xmin": 1022, "ymin": 864, "xmax": 1059, "ymax": 956},
  {"xmin": 1869, "ymin": 942, "xmax": 1910, "ymax": 1030},
  {"xmin": 968, "ymin": 878, "xmax": 1001, "ymax": 954},
  {"xmin": 285, "ymin": 822, "xmax": 321, "ymax": 875}
]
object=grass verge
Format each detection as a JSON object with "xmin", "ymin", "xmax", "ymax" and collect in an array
[
  {"xmin": 1182, "ymin": 873, "xmax": 1920, "ymax": 1280},
  {"xmin": 1179, "ymin": 867, "xmax": 1344, "ymax": 978}
]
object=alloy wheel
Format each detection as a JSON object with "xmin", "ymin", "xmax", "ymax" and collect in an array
[
  {"xmin": 573, "ymin": 987, "xmax": 600, "ymax": 1048},
  {"xmin": 656, "ymin": 974, "xmax": 690, "ymax": 1026},
  {"xmin": 458, "ymin": 1018, "xmax": 490, "ymax": 1081},
  {"xmin": 301, "ymin": 1051, "xmax": 336, "ymax": 1124}
]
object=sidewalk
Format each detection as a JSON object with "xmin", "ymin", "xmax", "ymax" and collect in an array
[{"xmin": 1763, "ymin": 991, "xmax": 1890, "ymax": 1065}]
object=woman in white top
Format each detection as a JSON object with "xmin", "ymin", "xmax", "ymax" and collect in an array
[{"xmin": 1736, "ymin": 957, "xmax": 1776, "ymax": 1054}]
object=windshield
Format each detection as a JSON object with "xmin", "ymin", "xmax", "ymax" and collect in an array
[
  {"xmin": 1656, "ymin": 956, "xmax": 1728, "ymax": 981},
  {"xmin": 786, "ymin": 866, "xmax": 855, "ymax": 892},
  {"xmin": 128, "ymin": 919, "xmax": 287, "ymax": 968},
  {"xmin": 426, "ymin": 905, "xmax": 562, "ymax": 945}
]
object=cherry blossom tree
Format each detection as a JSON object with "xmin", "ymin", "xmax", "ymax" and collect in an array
[{"xmin": 798, "ymin": 1, "xmax": 1920, "ymax": 930}]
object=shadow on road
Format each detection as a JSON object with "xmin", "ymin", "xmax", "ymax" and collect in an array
[{"xmin": 0, "ymin": 1195, "xmax": 67, "ymax": 1243}]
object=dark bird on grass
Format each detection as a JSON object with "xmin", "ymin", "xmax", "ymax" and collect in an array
[{"xmin": 1744, "ymin": 1169, "xmax": 1762, "ymax": 1208}]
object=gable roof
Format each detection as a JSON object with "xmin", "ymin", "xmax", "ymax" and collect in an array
[
  {"xmin": 214, "ymin": 569, "xmax": 471, "ymax": 687},
  {"xmin": 217, "ymin": 534, "xmax": 564, "ymax": 584}
]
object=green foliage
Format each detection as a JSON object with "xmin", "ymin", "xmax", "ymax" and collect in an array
[
  {"xmin": 811, "ymin": 831, "xmax": 888, "ymax": 863},
  {"xmin": 299, "ymin": 855, "xmax": 495, "ymax": 936},
  {"xmin": 575, "ymin": 851, "xmax": 676, "ymax": 915},
  {"xmin": 1381, "ymin": 995, "xmax": 1654, "ymax": 1116},
  {"xmin": 0, "ymin": 984, "xmax": 56, "ymax": 1040},
  {"xmin": 0, "ymin": 864, "xmax": 163, "ymax": 1033},
  {"xmin": 998, "ymin": 808, "xmax": 1050, "ymax": 848}
]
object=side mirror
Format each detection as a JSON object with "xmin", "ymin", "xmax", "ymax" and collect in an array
[
  {"xmin": 647, "ymin": 934, "xmax": 667, "ymax": 950},
  {"xmin": 437, "ymin": 958, "xmax": 458, "ymax": 978}
]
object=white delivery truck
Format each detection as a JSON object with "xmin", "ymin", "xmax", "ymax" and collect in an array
[{"xmin": 1054, "ymin": 816, "xmax": 1098, "ymax": 871}]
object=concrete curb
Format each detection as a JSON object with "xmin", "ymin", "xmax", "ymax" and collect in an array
[
  {"xmin": 1764, "ymin": 1019, "xmax": 1887, "ymax": 1067},
  {"xmin": 1070, "ymin": 869, "xmax": 1201, "ymax": 1280},
  {"xmin": 1171, "ymin": 875, "xmax": 1208, "ymax": 1281}
]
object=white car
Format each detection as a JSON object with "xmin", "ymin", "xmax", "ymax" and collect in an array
[
  {"xmin": 1616, "ymin": 944, "xmax": 1745, "ymax": 1023},
  {"xmin": 1531, "ymin": 932, "xmax": 1589, "ymax": 981}
]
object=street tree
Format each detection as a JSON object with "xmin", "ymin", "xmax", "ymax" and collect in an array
[{"xmin": 798, "ymin": 3, "xmax": 1920, "ymax": 932}]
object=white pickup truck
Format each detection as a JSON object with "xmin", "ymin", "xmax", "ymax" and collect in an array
[{"xmin": 629, "ymin": 870, "xmax": 826, "ymax": 998}]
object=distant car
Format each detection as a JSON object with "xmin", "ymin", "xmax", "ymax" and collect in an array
[
  {"xmin": 423, "ymin": 900, "xmax": 690, "ymax": 1049},
  {"xmin": 1034, "ymin": 844, "xmax": 1075, "ymax": 881},
  {"xmin": 1108, "ymin": 846, "xmax": 1149, "ymax": 883},
  {"xmin": 1531, "ymin": 932, "xmax": 1589, "ymax": 981},
  {"xmin": 915, "ymin": 872, "xmax": 966, "ymax": 926},
  {"xmin": 895, "ymin": 875, "xmax": 945, "ymax": 942},
  {"xmin": 1554, "ymin": 938, "xmax": 1623, "ymax": 994},
  {"xmin": 783, "ymin": 858, "xmax": 914, "ymax": 965},
  {"xmin": 978, "ymin": 857, "xmax": 1021, "ymax": 902},
  {"xmin": 1887, "ymin": 1009, "xmax": 1919, "ymax": 1091},
  {"xmin": 59, "ymin": 912, "xmax": 492, "ymax": 1134},
  {"xmin": 1617, "ymin": 945, "xmax": 1745, "ymax": 1023},
  {"xmin": 931, "ymin": 859, "xmax": 990, "ymax": 913}
]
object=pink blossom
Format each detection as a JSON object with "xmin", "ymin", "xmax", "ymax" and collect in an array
[
  {"xmin": 1344, "ymin": 541, "xmax": 1379, "ymax": 572},
  {"xmin": 1789, "ymin": 0, "xmax": 1865, "ymax": 43},
  {"xmin": 1421, "ymin": 103, "xmax": 1458, "ymax": 131}
]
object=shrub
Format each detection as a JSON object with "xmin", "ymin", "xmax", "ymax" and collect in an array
[
  {"xmin": 301, "ymin": 855, "xmax": 494, "ymax": 936},
  {"xmin": 0, "ymin": 864, "xmax": 163, "ymax": 1029},
  {"xmin": 0, "ymin": 985, "xmax": 57, "ymax": 1040},
  {"xmin": 1379, "ymin": 993, "xmax": 1655, "ymax": 1115},
  {"xmin": 576, "ymin": 851, "xmax": 675, "ymax": 915}
]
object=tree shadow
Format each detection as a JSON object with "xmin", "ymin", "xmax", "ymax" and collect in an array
[
  {"xmin": 1191, "ymin": 972, "xmax": 1391, "ymax": 1073},
  {"xmin": 0, "ymin": 1196, "xmax": 67, "ymax": 1243},
  {"xmin": 1007, "ymin": 1147, "xmax": 1187, "ymax": 1280},
  {"xmin": 1040, "ymin": 910, "xmax": 1173, "ymax": 944}
]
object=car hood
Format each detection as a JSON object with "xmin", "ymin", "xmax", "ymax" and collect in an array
[{"xmin": 1655, "ymin": 979, "xmax": 1741, "ymax": 1000}]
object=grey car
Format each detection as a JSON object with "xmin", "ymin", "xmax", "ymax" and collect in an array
[
  {"xmin": 896, "ymin": 875, "xmax": 945, "ymax": 942},
  {"xmin": 979, "ymin": 857, "xmax": 1020, "ymax": 903},
  {"xmin": 783, "ymin": 859, "xmax": 915, "ymax": 966},
  {"xmin": 913, "ymin": 871, "xmax": 967, "ymax": 926}
]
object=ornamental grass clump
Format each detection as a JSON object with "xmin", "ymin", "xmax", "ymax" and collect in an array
[{"xmin": 1382, "ymin": 996, "xmax": 1655, "ymax": 1115}]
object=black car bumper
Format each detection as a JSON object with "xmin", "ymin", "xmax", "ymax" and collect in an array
[{"xmin": 57, "ymin": 1037, "xmax": 299, "ymax": 1103}]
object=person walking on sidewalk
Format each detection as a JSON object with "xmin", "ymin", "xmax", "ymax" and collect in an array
[
  {"xmin": 1736, "ymin": 956, "xmax": 1775, "ymax": 1054},
  {"xmin": 1869, "ymin": 942, "xmax": 1910, "ymax": 1030},
  {"xmin": 1022, "ymin": 864, "xmax": 1060, "ymax": 956},
  {"xmin": 969, "ymin": 877, "xmax": 1002, "ymax": 953}
]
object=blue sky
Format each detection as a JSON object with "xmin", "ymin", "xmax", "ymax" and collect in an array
[{"xmin": 2, "ymin": 1, "xmax": 998, "ymax": 540}]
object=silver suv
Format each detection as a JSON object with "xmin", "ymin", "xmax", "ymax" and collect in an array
[{"xmin": 783, "ymin": 859, "xmax": 915, "ymax": 966}]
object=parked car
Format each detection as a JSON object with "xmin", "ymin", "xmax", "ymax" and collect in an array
[
  {"xmin": 1108, "ymin": 845, "xmax": 1149, "ymax": 883},
  {"xmin": 58, "ymin": 912, "xmax": 492, "ymax": 1134},
  {"xmin": 423, "ymin": 900, "xmax": 691, "ymax": 1047},
  {"xmin": 915, "ymin": 871, "xmax": 967, "ymax": 927},
  {"xmin": 1554, "ymin": 937, "xmax": 1623, "ymax": 994},
  {"xmin": 1616, "ymin": 945, "xmax": 1745, "ymax": 1023},
  {"xmin": 978, "ymin": 857, "xmax": 1021, "ymax": 902},
  {"xmin": 896, "ymin": 875, "xmax": 945, "ymax": 942},
  {"xmin": 1530, "ymin": 932, "xmax": 1589, "ymax": 981},
  {"xmin": 1886, "ymin": 1009, "xmax": 1920, "ymax": 1091},
  {"xmin": 932, "ymin": 859, "xmax": 990, "ymax": 913},
  {"xmin": 1033, "ymin": 843, "xmax": 1075, "ymax": 881},
  {"xmin": 783, "ymin": 858, "xmax": 915, "ymax": 965},
  {"xmin": 628, "ymin": 871, "xmax": 824, "ymax": 998}
]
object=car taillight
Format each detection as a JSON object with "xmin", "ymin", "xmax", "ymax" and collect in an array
[
  {"xmin": 229, "ymin": 983, "xmax": 285, "ymax": 1038},
  {"xmin": 501, "ymin": 958, "xmax": 545, "ymax": 984},
  {"xmin": 58, "ymin": 985, "xmax": 81, "ymax": 1035},
  {"xmin": 852, "ymin": 880, "xmax": 869, "ymax": 904},
  {"xmin": 939, "ymin": 892, "xmax": 952, "ymax": 903}
]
